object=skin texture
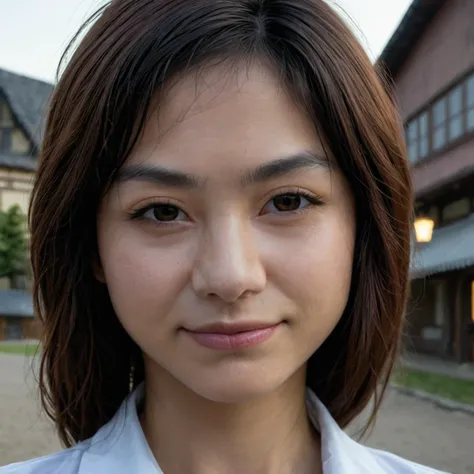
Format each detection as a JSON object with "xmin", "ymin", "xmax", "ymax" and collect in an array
[{"xmin": 97, "ymin": 62, "xmax": 356, "ymax": 474}]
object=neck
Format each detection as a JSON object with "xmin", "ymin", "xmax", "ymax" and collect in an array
[{"xmin": 141, "ymin": 364, "xmax": 321, "ymax": 474}]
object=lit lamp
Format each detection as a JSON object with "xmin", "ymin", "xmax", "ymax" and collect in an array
[{"xmin": 414, "ymin": 216, "xmax": 434, "ymax": 243}]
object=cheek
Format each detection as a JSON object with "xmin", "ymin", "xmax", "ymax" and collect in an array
[
  {"xmin": 267, "ymin": 212, "xmax": 355, "ymax": 329},
  {"xmin": 97, "ymin": 227, "xmax": 191, "ymax": 332}
]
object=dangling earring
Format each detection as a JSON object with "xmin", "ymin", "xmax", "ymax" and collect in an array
[{"xmin": 129, "ymin": 363, "xmax": 135, "ymax": 392}]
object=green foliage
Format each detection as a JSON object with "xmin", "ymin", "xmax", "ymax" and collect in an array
[
  {"xmin": 0, "ymin": 205, "xmax": 27, "ymax": 280},
  {"xmin": 0, "ymin": 343, "xmax": 39, "ymax": 356},
  {"xmin": 393, "ymin": 367, "xmax": 474, "ymax": 405}
]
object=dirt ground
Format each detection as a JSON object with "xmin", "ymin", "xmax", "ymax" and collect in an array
[{"xmin": 1, "ymin": 353, "xmax": 473, "ymax": 473}]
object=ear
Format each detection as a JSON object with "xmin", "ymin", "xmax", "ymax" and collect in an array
[{"xmin": 92, "ymin": 253, "xmax": 106, "ymax": 283}]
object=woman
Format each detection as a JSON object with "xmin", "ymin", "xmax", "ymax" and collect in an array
[{"xmin": 1, "ymin": 1, "xmax": 448, "ymax": 473}]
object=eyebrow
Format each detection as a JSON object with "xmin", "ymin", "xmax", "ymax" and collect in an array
[
  {"xmin": 117, "ymin": 164, "xmax": 202, "ymax": 188},
  {"xmin": 117, "ymin": 151, "xmax": 330, "ymax": 189},
  {"xmin": 241, "ymin": 151, "xmax": 330, "ymax": 186}
]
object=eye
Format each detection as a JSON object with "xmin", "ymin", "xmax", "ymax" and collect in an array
[
  {"xmin": 261, "ymin": 192, "xmax": 317, "ymax": 215},
  {"xmin": 131, "ymin": 203, "xmax": 188, "ymax": 223}
]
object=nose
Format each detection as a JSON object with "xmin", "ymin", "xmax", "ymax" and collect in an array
[{"xmin": 191, "ymin": 217, "xmax": 266, "ymax": 302}]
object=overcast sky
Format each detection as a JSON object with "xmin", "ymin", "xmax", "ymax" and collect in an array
[{"xmin": 0, "ymin": 0, "xmax": 412, "ymax": 83}]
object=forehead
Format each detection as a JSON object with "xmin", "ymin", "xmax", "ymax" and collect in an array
[{"xmin": 127, "ymin": 61, "xmax": 328, "ymax": 172}]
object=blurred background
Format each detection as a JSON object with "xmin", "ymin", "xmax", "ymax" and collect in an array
[{"xmin": 0, "ymin": 0, "xmax": 473, "ymax": 472}]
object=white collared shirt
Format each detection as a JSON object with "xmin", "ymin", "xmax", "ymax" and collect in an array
[{"xmin": 1, "ymin": 385, "xmax": 450, "ymax": 474}]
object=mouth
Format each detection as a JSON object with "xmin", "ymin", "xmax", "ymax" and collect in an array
[{"xmin": 183, "ymin": 321, "xmax": 282, "ymax": 350}]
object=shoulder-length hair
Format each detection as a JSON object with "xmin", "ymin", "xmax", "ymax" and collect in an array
[{"xmin": 30, "ymin": 0, "xmax": 412, "ymax": 447}]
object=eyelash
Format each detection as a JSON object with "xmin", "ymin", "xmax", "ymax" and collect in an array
[
  {"xmin": 128, "ymin": 189, "xmax": 324, "ymax": 225},
  {"xmin": 275, "ymin": 190, "xmax": 323, "ymax": 209}
]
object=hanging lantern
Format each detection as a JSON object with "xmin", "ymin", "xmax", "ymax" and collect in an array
[{"xmin": 414, "ymin": 216, "xmax": 435, "ymax": 243}]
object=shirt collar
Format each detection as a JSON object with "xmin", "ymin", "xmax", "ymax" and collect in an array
[
  {"xmin": 305, "ymin": 389, "xmax": 390, "ymax": 473},
  {"xmin": 78, "ymin": 384, "xmax": 162, "ymax": 473},
  {"xmin": 77, "ymin": 384, "xmax": 391, "ymax": 474}
]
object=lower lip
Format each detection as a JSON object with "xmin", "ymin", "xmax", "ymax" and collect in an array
[{"xmin": 185, "ymin": 325, "xmax": 279, "ymax": 350}]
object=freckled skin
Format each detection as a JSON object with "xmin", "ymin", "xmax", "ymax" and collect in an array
[{"xmin": 97, "ymin": 62, "xmax": 355, "ymax": 404}]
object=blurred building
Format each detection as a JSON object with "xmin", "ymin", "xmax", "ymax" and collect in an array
[
  {"xmin": 380, "ymin": 0, "xmax": 474, "ymax": 363},
  {"xmin": 0, "ymin": 68, "xmax": 52, "ymax": 340},
  {"xmin": 0, "ymin": 69, "xmax": 52, "ymax": 214},
  {"xmin": 0, "ymin": 289, "xmax": 38, "ymax": 340}
]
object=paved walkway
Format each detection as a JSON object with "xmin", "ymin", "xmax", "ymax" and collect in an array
[
  {"xmin": 355, "ymin": 389, "xmax": 474, "ymax": 474},
  {"xmin": 0, "ymin": 339, "xmax": 39, "ymax": 345},
  {"xmin": 401, "ymin": 351, "xmax": 474, "ymax": 381},
  {"xmin": 1, "ymin": 353, "xmax": 473, "ymax": 472},
  {"xmin": 0, "ymin": 354, "xmax": 60, "ymax": 465}
]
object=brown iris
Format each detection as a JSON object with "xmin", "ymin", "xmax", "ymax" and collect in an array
[
  {"xmin": 153, "ymin": 205, "xmax": 180, "ymax": 221},
  {"xmin": 272, "ymin": 194, "xmax": 302, "ymax": 212}
]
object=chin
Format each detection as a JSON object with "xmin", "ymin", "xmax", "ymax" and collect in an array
[
  {"xmin": 184, "ymin": 367, "xmax": 290, "ymax": 404},
  {"xmin": 194, "ymin": 381, "xmax": 276, "ymax": 404}
]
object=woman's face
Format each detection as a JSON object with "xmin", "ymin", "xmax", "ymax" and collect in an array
[{"xmin": 97, "ymin": 62, "xmax": 355, "ymax": 402}]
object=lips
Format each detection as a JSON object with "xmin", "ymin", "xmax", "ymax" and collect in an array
[
  {"xmin": 190, "ymin": 321, "xmax": 279, "ymax": 335},
  {"xmin": 183, "ymin": 321, "xmax": 281, "ymax": 350}
]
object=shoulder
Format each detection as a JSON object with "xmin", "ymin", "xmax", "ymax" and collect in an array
[
  {"xmin": 0, "ymin": 386, "xmax": 147, "ymax": 474},
  {"xmin": 0, "ymin": 444, "xmax": 88, "ymax": 474},
  {"xmin": 364, "ymin": 446, "xmax": 451, "ymax": 474},
  {"xmin": 306, "ymin": 390, "xmax": 451, "ymax": 474},
  {"xmin": 329, "ymin": 437, "xmax": 451, "ymax": 474}
]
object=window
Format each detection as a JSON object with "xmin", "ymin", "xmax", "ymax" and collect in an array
[
  {"xmin": 432, "ymin": 97, "xmax": 447, "ymax": 150},
  {"xmin": 0, "ymin": 101, "xmax": 14, "ymax": 153},
  {"xmin": 448, "ymin": 85, "xmax": 463, "ymax": 141},
  {"xmin": 441, "ymin": 198, "xmax": 470, "ymax": 223},
  {"xmin": 406, "ymin": 119, "xmax": 418, "ymax": 163},
  {"xmin": 0, "ymin": 101, "xmax": 31, "ymax": 155},
  {"xmin": 419, "ymin": 112, "xmax": 429, "ymax": 158},
  {"xmin": 405, "ymin": 70, "xmax": 474, "ymax": 162},
  {"xmin": 0, "ymin": 101, "xmax": 11, "ymax": 126},
  {"xmin": 5, "ymin": 319, "xmax": 23, "ymax": 340},
  {"xmin": 467, "ymin": 74, "xmax": 474, "ymax": 132},
  {"xmin": 11, "ymin": 129, "xmax": 30, "ymax": 154},
  {"xmin": 406, "ymin": 112, "xmax": 429, "ymax": 164},
  {"xmin": 0, "ymin": 129, "xmax": 12, "ymax": 153}
]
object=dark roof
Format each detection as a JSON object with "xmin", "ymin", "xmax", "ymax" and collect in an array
[
  {"xmin": 0, "ymin": 68, "xmax": 54, "ymax": 150},
  {"xmin": 0, "ymin": 153, "xmax": 36, "ymax": 172},
  {"xmin": 411, "ymin": 213, "xmax": 474, "ymax": 278},
  {"xmin": 0, "ymin": 289, "xmax": 33, "ymax": 318},
  {"xmin": 377, "ymin": 0, "xmax": 447, "ymax": 78}
]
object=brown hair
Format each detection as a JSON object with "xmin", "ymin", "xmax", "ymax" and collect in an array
[{"xmin": 31, "ymin": 0, "xmax": 412, "ymax": 447}]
